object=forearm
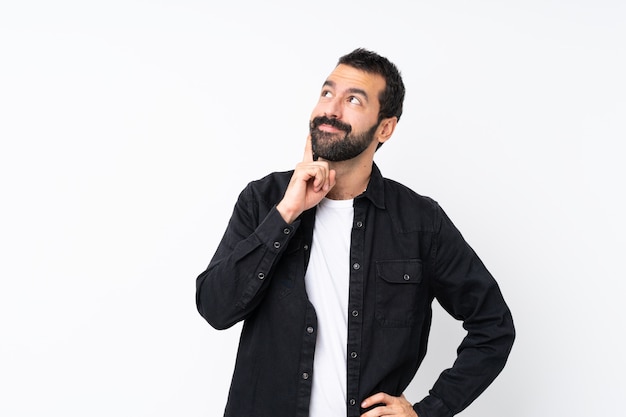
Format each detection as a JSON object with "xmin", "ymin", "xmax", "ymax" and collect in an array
[
  {"xmin": 420, "ymin": 206, "xmax": 515, "ymax": 416},
  {"xmin": 415, "ymin": 302, "xmax": 515, "ymax": 417},
  {"xmin": 196, "ymin": 206, "xmax": 298, "ymax": 330}
]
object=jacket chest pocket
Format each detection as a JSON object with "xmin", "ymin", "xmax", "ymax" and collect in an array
[{"xmin": 375, "ymin": 259, "xmax": 423, "ymax": 327}]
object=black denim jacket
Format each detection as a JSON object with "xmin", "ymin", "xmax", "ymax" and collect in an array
[{"xmin": 196, "ymin": 163, "xmax": 515, "ymax": 417}]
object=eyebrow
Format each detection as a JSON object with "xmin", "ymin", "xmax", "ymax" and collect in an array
[{"xmin": 323, "ymin": 80, "xmax": 370, "ymax": 102}]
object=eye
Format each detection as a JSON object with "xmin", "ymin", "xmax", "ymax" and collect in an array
[
  {"xmin": 321, "ymin": 90, "xmax": 333, "ymax": 98},
  {"xmin": 348, "ymin": 96, "xmax": 362, "ymax": 105}
]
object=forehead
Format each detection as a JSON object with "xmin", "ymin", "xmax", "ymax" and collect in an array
[{"xmin": 324, "ymin": 64, "xmax": 386, "ymax": 100}]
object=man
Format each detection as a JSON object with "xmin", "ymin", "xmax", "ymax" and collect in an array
[{"xmin": 196, "ymin": 48, "xmax": 515, "ymax": 417}]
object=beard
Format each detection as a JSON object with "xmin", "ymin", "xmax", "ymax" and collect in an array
[{"xmin": 309, "ymin": 116, "xmax": 379, "ymax": 162}]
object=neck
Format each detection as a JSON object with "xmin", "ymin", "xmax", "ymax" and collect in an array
[{"xmin": 326, "ymin": 158, "xmax": 373, "ymax": 200}]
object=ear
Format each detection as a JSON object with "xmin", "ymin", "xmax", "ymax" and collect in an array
[{"xmin": 377, "ymin": 117, "xmax": 398, "ymax": 145}]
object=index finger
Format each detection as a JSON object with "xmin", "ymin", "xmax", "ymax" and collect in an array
[{"xmin": 302, "ymin": 135, "xmax": 317, "ymax": 162}]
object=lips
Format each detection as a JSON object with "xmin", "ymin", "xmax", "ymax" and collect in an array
[
  {"xmin": 310, "ymin": 116, "xmax": 352, "ymax": 134},
  {"xmin": 318, "ymin": 124, "xmax": 342, "ymax": 133}
]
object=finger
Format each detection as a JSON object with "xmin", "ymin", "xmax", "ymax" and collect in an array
[
  {"xmin": 302, "ymin": 135, "xmax": 314, "ymax": 163},
  {"xmin": 360, "ymin": 405, "xmax": 391, "ymax": 417},
  {"xmin": 294, "ymin": 162, "xmax": 326, "ymax": 192},
  {"xmin": 311, "ymin": 164, "xmax": 329, "ymax": 191},
  {"xmin": 361, "ymin": 392, "xmax": 390, "ymax": 409}
]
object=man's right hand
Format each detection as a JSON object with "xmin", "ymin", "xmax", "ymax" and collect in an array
[{"xmin": 276, "ymin": 136, "xmax": 336, "ymax": 224}]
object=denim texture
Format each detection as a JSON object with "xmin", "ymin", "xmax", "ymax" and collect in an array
[{"xmin": 196, "ymin": 163, "xmax": 515, "ymax": 417}]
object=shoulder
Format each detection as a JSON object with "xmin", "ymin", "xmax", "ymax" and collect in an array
[
  {"xmin": 382, "ymin": 177, "xmax": 439, "ymax": 211},
  {"xmin": 381, "ymin": 177, "xmax": 443, "ymax": 232},
  {"xmin": 240, "ymin": 170, "xmax": 294, "ymax": 206}
]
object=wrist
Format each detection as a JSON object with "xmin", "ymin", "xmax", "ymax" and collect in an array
[{"xmin": 276, "ymin": 202, "xmax": 299, "ymax": 224}]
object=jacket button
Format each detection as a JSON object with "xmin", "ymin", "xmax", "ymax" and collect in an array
[
  {"xmin": 302, "ymin": 372, "xmax": 309, "ymax": 380},
  {"xmin": 349, "ymin": 399, "xmax": 356, "ymax": 406},
  {"xmin": 258, "ymin": 272, "xmax": 265, "ymax": 280},
  {"xmin": 352, "ymin": 263, "xmax": 360, "ymax": 270},
  {"xmin": 306, "ymin": 326, "xmax": 314, "ymax": 334},
  {"xmin": 350, "ymin": 351, "xmax": 358, "ymax": 358},
  {"xmin": 403, "ymin": 274, "xmax": 410, "ymax": 281},
  {"xmin": 356, "ymin": 221, "xmax": 363, "ymax": 228},
  {"xmin": 351, "ymin": 310, "xmax": 359, "ymax": 317},
  {"xmin": 283, "ymin": 228, "xmax": 290, "ymax": 234},
  {"xmin": 273, "ymin": 241, "xmax": 281, "ymax": 249}
]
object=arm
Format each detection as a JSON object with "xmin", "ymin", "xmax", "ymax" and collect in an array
[
  {"xmin": 415, "ymin": 206, "xmax": 515, "ymax": 417},
  {"xmin": 196, "ymin": 136, "xmax": 336, "ymax": 330},
  {"xmin": 195, "ymin": 187, "xmax": 298, "ymax": 330}
]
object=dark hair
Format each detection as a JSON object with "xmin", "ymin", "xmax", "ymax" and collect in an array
[{"xmin": 337, "ymin": 48, "xmax": 405, "ymax": 123}]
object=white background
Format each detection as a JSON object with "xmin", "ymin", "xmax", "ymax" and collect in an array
[{"xmin": 1, "ymin": 1, "xmax": 624, "ymax": 416}]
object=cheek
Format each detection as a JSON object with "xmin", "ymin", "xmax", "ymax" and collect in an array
[{"xmin": 310, "ymin": 103, "xmax": 325, "ymax": 119}]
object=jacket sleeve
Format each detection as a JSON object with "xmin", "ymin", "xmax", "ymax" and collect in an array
[
  {"xmin": 414, "ymin": 205, "xmax": 515, "ymax": 417},
  {"xmin": 195, "ymin": 183, "xmax": 299, "ymax": 330}
]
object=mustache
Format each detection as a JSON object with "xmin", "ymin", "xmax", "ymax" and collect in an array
[{"xmin": 310, "ymin": 116, "xmax": 352, "ymax": 134}]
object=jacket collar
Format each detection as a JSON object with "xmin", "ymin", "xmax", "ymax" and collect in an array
[{"xmin": 358, "ymin": 162, "xmax": 385, "ymax": 210}]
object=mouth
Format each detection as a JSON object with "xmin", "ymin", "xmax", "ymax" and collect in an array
[
  {"xmin": 311, "ymin": 116, "xmax": 352, "ymax": 135},
  {"xmin": 317, "ymin": 123, "xmax": 344, "ymax": 133}
]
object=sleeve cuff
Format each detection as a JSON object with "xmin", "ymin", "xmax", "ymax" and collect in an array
[
  {"xmin": 254, "ymin": 206, "xmax": 300, "ymax": 252},
  {"xmin": 414, "ymin": 394, "xmax": 453, "ymax": 417}
]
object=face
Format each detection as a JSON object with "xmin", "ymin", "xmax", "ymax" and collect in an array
[{"xmin": 309, "ymin": 64, "xmax": 386, "ymax": 162}]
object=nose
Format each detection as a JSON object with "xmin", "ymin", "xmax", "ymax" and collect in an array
[{"xmin": 322, "ymin": 97, "xmax": 342, "ymax": 119}]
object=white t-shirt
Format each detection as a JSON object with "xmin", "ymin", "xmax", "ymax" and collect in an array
[{"xmin": 305, "ymin": 197, "xmax": 354, "ymax": 417}]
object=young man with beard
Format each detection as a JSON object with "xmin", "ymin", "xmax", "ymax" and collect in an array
[{"xmin": 196, "ymin": 48, "xmax": 515, "ymax": 417}]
